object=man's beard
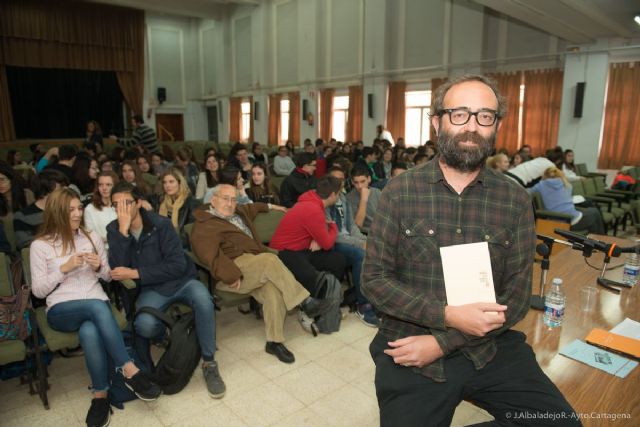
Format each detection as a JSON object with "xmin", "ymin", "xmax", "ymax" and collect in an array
[{"xmin": 436, "ymin": 129, "xmax": 496, "ymax": 172}]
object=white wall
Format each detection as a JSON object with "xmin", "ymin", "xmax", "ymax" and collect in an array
[{"xmin": 142, "ymin": 0, "xmax": 640, "ymax": 167}]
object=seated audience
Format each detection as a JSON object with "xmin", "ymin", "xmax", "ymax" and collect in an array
[
  {"xmin": 14, "ymin": 169, "xmax": 69, "ymax": 250},
  {"xmin": 153, "ymin": 168, "xmax": 200, "ymax": 239},
  {"xmin": 270, "ymin": 176, "xmax": 346, "ymax": 297},
  {"xmin": 486, "ymin": 153, "xmax": 510, "ymax": 173},
  {"xmin": 70, "ymin": 153, "xmax": 99, "ymax": 202},
  {"xmin": 390, "ymin": 162, "xmax": 409, "ymax": 178},
  {"xmin": 6, "ymin": 150, "xmax": 26, "ymax": 167},
  {"xmin": 611, "ymin": 170, "xmax": 636, "ymax": 190},
  {"xmin": 204, "ymin": 165, "xmax": 253, "ymax": 206},
  {"xmin": 195, "ymin": 154, "xmax": 220, "ymax": 200},
  {"xmin": 84, "ymin": 172, "xmax": 119, "ymax": 244},
  {"xmin": 528, "ymin": 167, "xmax": 605, "ymax": 234},
  {"xmin": 227, "ymin": 143, "xmax": 253, "ymax": 181},
  {"xmin": 355, "ymin": 147, "xmax": 383, "ymax": 186},
  {"xmin": 0, "ymin": 162, "xmax": 34, "ymax": 216},
  {"xmin": 120, "ymin": 160, "xmax": 152, "ymax": 196},
  {"xmin": 561, "ymin": 149, "xmax": 582, "ymax": 182},
  {"xmin": 45, "ymin": 144, "xmax": 77, "ymax": 181},
  {"xmin": 326, "ymin": 167, "xmax": 378, "ymax": 327},
  {"xmin": 31, "ymin": 188, "xmax": 161, "ymax": 427},
  {"xmin": 247, "ymin": 163, "xmax": 280, "ymax": 204},
  {"xmin": 107, "ymin": 182, "xmax": 225, "ymax": 398},
  {"xmin": 413, "ymin": 153, "xmax": 430, "ymax": 167},
  {"xmin": 273, "ymin": 146, "xmax": 296, "ymax": 176},
  {"xmin": 85, "ymin": 120, "xmax": 103, "ymax": 145},
  {"xmin": 510, "ymin": 152, "xmax": 524, "ymax": 169},
  {"xmin": 191, "ymin": 184, "xmax": 329, "ymax": 363},
  {"xmin": 374, "ymin": 148, "xmax": 393, "ymax": 180},
  {"xmin": 285, "ymin": 140, "xmax": 297, "ymax": 156},
  {"xmin": 346, "ymin": 166, "xmax": 382, "ymax": 232},
  {"xmin": 249, "ymin": 142, "xmax": 269, "ymax": 166},
  {"xmin": 175, "ymin": 148, "xmax": 200, "ymax": 195},
  {"xmin": 150, "ymin": 152, "xmax": 170, "ymax": 177},
  {"xmin": 279, "ymin": 152, "xmax": 317, "ymax": 208},
  {"xmin": 504, "ymin": 156, "xmax": 554, "ymax": 187}
]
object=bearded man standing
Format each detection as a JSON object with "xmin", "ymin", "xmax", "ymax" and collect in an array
[{"xmin": 362, "ymin": 75, "xmax": 580, "ymax": 427}]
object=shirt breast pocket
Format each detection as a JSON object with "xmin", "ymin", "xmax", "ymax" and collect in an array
[
  {"xmin": 481, "ymin": 227, "xmax": 513, "ymax": 280},
  {"xmin": 399, "ymin": 219, "xmax": 438, "ymax": 263}
]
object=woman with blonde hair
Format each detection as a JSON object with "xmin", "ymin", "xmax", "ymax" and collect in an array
[
  {"xmin": 528, "ymin": 167, "xmax": 604, "ymax": 234},
  {"xmin": 30, "ymin": 188, "xmax": 161, "ymax": 427},
  {"xmin": 486, "ymin": 153, "xmax": 510, "ymax": 173},
  {"xmin": 154, "ymin": 168, "xmax": 200, "ymax": 238}
]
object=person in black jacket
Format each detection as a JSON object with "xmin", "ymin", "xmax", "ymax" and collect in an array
[
  {"xmin": 279, "ymin": 152, "xmax": 317, "ymax": 208},
  {"xmin": 152, "ymin": 167, "xmax": 201, "ymax": 244},
  {"xmin": 107, "ymin": 182, "xmax": 226, "ymax": 399}
]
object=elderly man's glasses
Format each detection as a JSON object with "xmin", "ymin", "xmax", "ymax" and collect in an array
[{"xmin": 437, "ymin": 108, "xmax": 499, "ymax": 127}]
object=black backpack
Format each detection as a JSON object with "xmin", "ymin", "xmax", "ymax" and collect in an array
[{"xmin": 136, "ymin": 306, "xmax": 201, "ymax": 395}]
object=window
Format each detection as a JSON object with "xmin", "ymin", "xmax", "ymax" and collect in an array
[
  {"xmin": 240, "ymin": 101, "xmax": 251, "ymax": 142},
  {"xmin": 404, "ymin": 90, "xmax": 431, "ymax": 147},
  {"xmin": 280, "ymin": 99, "xmax": 290, "ymax": 145},
  {"xmin": 332, "ymin": 95, "xmax": 349, "ymax": 142}
]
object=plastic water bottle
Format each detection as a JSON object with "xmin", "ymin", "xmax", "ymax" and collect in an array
[
  {"xmin": 622, "ymin": 252, "xmax": 640, "ymax": 286},
  {"xmin": 543, "ymin": 278, "xmax": 565, "ymax": 328}
]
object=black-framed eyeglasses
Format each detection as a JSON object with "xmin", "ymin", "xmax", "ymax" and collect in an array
[
  {"xmin": 112, "ymin": 199, "xmax": 136, "ymax": 209},
  {"xmin": 437, "ymin": 108, "xmax": 500, "ymax": 127}
]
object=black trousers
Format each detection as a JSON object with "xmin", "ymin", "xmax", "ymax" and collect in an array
[
  {"xmin": 370, "ymin": 330, "xmax": 581, "ymax": 427},
  {"xmin": 277, "ymin": 249, "xmax": 346, "ymax": 295}
]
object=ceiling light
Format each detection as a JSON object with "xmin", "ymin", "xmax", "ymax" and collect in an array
[{"xmin": 635, "ymin": 15, "xmax": 640, "ymax": 26}]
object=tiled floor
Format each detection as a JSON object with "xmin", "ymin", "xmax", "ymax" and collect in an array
[{"xmin": 1, "ymin": 308, "xmax": 494, "ymax": 427}]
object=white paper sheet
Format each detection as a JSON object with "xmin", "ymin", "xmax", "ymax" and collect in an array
[
  {"xmin": 440, "ymin": 241, "xmax": 496, "ymax": 306},
  {"xmin": 610, "ymin": 318, "xmax": 640, "ymax": 340}
]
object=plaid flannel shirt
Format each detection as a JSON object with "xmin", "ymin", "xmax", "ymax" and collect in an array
[{"xmin": 362, "ymin": 158, "xmax": 535, "ymax": 382}]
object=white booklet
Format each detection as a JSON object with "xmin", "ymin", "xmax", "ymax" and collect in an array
[{"xmin": 440, "ymin": 242, "xmax": 496, "ymax": 305}]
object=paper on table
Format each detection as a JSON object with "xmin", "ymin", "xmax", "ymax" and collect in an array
[
  {"xmin": 559, "ymin": 339, "xmax": 638, "ymax": 378},
  {"xmin": 610, "ymin": 318, "xmax": 640, "ymax": 340},
  {"xmin": 440, "ymin": 241, "xmax": 496, "ymax": 306}
]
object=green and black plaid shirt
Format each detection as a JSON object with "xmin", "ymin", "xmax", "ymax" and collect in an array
[{"xmin": 362, "ymin": 158, "xmax": 535, "ymax": 382}]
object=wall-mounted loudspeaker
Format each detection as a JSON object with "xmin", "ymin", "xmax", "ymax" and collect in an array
[
  {"xmin": 302, "ymin": 99, "xmax": 309, "ymax": 120},
  {"xmin": 218, "ymin": 101, "xmax": 222, "ymax": 122},
  {"xmin": 573, "ymin": 82, "xmax": 586, "ymax": 118},
  {"xmin": 157, "ymin": 87, "xmax": 166, "ymax": 104},
  {"xmin": 367, "ymin": 94, "xmax": 373, "ymax": 118},
  {"xmin": 254, "ymin": 102, "xmax": 259, "ymax": 120}
]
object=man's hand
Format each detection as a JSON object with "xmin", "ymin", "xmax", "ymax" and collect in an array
[
  {"xmin": 270, "ymin": 204, "xmax": 287, "ymax": 213},
  {"xmin": 359, "ymin": 186, "xmax": 370, "ymax": 201},
  {"xmin": 60, "ymin": 254, "xmax": 84, "ymax": 274},
  {"xmin": 384, "ymin": 335, "xmax": 444, "ymax": 368},
  {"xmin": 445, "ymin": 303, "xmax": 507, "ymax": 337},
  {"xmin": 110, "ymin": 267, "xmax": 140, "ymax": 281},
  {"xmin": 229, "ymin": 279, "xmax": 242, "ymax": 290},
  {"xmin": 309, "ymin": 240, "xmax": 321, "ymax": 252},
  {"xmin": 83, "ymin": 252, "xmax": 101, "ymax": 271},
  {"xmin": 116, "ymin": 200, "xmax": 132, "ymax": 236}
]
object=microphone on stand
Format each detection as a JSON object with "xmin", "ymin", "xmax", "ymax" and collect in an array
[{"xmin": 553, "ymin": 228, "xmax": 638, "ymax": 293}]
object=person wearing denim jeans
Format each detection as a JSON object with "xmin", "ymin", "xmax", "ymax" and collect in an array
[
  {"xmin": 107, "ymin": 182, "xmax": 226, "ymax": 400},
  {"xmin": 31, "ymin": 188, "xmax": 161, "ymax": 427},
  {"xmin": 327, "ymin": 167, "xmax": 379, "ymax": 327}
]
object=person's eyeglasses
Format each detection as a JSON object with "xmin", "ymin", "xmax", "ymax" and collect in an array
[
  {"xmin": 112, "ymin": 199, "xmax": 136, "ymax": 208},
  {"xmin": 214, "ymin": 195, "xmax": 238, "ymax": 204},
  {"xmin": 437, "ymin": 108, "xmax": 499, "ymax": 127}
]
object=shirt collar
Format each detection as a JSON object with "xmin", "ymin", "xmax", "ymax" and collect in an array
[{"xmin": 208, "ymin": 206, "xmax": 235, "ymax": 221}]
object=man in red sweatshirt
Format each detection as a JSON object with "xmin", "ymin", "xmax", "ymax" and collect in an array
[{"xmin": 270, "ymin": 175, "xmax": 346, "ymax": 296}]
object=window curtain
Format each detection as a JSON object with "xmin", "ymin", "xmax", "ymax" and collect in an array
[
  {"xmin": 288, "ymin": 92, "xmax": 300, "ymax": 146},
  {"xmin": 346, "ymin": 85, "xmax": 363, "ymax": 143},
  {"xmin": 429, "ymin": 77, "xmax": 448, "ymax": 141},
  {"xmin": 489, "ymin": 72, "xmax": 522, "ymax": 155},
  {"xmin": 598, "ymin": 62, "xmax": 640, "ymax": 169},
  {"xmin": 0, "ymin": 65, "xmax": 16, "ymax": 141},
  {"xmin": 229, "ymin": 97, "xmax": 242, "ymax": 142},
  {"xmin": 387, "ymin": 81, "xmax": 406, "ymax": 143},
  {"xmin": 0, "ymin": 0, "xmax": 145, "ymax": 141},
  {"xmin": 268, "ymin": 94, "xmax": 282, "ymax": 146},
  {"xmin": 320, "ymin": 89, "xmax": 334, "ymax": 143},
  {"xmin": 522, "ymin": 69, "xmax": 563, "ymax": 157},
  {"xmin": 248, "ymin": 96, "xmax": 254, "ymax": 143}
]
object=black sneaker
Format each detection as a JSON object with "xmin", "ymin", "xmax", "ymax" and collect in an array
[
  {"xmin": 86, "ymin": 398, "xmax": 112, "ymax": 427},
  {"xmin": 203, "ymin": 361, "xmax": 226, "ymax": 399},
  {"xmin": 124, "ymin": 371, "xmax": 162, "ymax": 401}
]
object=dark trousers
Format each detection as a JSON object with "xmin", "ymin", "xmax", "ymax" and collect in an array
[
  {"xmin": 277, "ymin": 249, "xmax": 346, "ymax": 295},
  {"xmin": 370, "ymin": 330, "xmax": 581, "ymax": 427}
]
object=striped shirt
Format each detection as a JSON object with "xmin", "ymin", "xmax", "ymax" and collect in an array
[
  {"xmin": 362, "ymin": 157, "xmax": 535, "ymax": 382},
  {"xmin": 118, "ymin": 124, "xmax": 159, "ymax": 154}
]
